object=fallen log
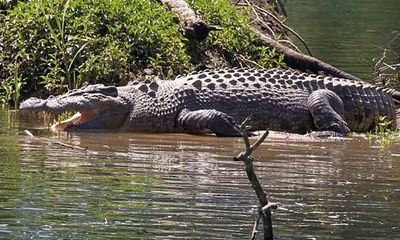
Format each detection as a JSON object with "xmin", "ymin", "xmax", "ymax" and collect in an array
[
  {"xmin": 252, "ymin": 27, "xmax": 363, "ymax": 81},
  {"xmin": 160, "ymin": 0, "xmax": 362, "ymax": 81},
  {"xmin": 158, "ymin": 0, "xmax": 219, "ymax": 40}
]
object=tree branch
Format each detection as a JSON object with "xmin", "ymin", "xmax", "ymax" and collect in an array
[{"xmin": 252, "ymin": 27, "xmax": 363, "ymax": 81}]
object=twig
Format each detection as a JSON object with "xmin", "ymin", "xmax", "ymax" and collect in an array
[
  {"xmin": 252, "ymin": 4, "xmax": 313, "ymax": 56},
  {"xmin": 24, "ymin": 129, "xmax": 88, "ymax": 152},
  {"xmin": 250, "ymin": 209, "xmax": 262, "ymax": 240},
  {"xmin": 277, "ymin": 39, "xmax": 301, "ymax": 52},
  {"xmin": 236, "ymin": 0, "xmax": 312, "ymax": 56},
  {"xmin": 241, "ymin": 0, "xmax": 277, "ymax": 38},
  {"xmin": 237, "ymin": 54, "xmax": 264, "ymax": 69},
  {"xmin": 233, "ymin": 117, "xmax": 276, "ymax": 240}
]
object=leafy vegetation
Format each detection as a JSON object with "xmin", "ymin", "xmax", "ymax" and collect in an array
[
  {"xmin": 0, "ymin": 0, "xmax": 284, "ymax": 107},
  {"xmin": 189, "ymin": 0, "xmax": 285, "ymax": 68},
  {"xmin": 0, "ymin": 0, "xmax": 190, "ymax": 105},
  {"xmin": 368, "ymin": 116, "xmax": 399, "ymax": 148}
]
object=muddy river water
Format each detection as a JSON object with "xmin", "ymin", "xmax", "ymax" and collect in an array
[
  {"xmin": 1, "ymin": 0, "xmax": 400, "ymax": 239},
  {"xmin": 1, "ymin": 109, "xmax": 399, "ymax": 239}
]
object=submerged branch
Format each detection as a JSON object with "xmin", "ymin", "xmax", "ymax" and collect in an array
[{"xmin": 23, "ymin": 129, "xmax": 89, "ymax": 152}]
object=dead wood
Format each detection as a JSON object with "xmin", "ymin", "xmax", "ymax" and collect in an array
[
  {"xmin": 159, "ymin": 0, "xmax": 364, "ymax": 81},
  {"xmin": 234, "ymin": 1, "xmax": 363, "ymax": 81},
  {"xmin": 158, "ymin": 0, "xmax": 219, "ymax": 40},
  {"xmin": 252, "ymin": 28, "xmax": 363, "ymax": 81},
  {"xmin": 234, "ymin": 117, "xmax": 277, "ymax": 240}
]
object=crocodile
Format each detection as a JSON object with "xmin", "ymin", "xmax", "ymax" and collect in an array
[{"xmin": 20, "ymin": 68, "xmax": 400, "ymax": 137}]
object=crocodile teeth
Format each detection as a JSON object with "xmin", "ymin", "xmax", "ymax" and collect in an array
[
  {"xmin": 51, "ymin": 112, "xmax": 81, "ymax": 132},
  {"xmin": 50, "ymin": 109, "xmax": 101, "ymax": 132}
]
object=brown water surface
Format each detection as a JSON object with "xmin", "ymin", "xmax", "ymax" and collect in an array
[{"xmin": 1, "ymin": 109, "xmax": 399, "ymax": 239}]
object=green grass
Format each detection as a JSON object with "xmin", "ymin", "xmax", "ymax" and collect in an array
[
  {"xmin": 0, "ymin": 0, "xmax": 284, "ymax": 104},
  {"xmin": 368, "ymin": 116, "xmax": 400, "ymax": 148}
]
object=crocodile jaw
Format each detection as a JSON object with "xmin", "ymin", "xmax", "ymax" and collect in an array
[
  {"xmin": 19, "ymin": 84, "xmax": 130, "ymax": 131},
  {"xmin": 50, "ymin": 109, "xmax": 101, "ymax": 132}
]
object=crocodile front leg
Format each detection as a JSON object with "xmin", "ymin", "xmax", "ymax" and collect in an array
[
  {"xmin": 307, "ymin": 89, "xmax": 350, "ymax": 135},
  {"xmin": 177, "ymin": 108, "xmax": 242, "ymax": 137}
]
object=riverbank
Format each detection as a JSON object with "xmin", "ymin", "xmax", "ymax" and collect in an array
[{"xmin": 1, "ymin": 0, "xmax": 289, "ymax": 106}]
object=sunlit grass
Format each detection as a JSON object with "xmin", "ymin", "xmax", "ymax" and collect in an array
[{"xmin": 368, "ymin": 116, "xmax": 400, "ymax": 148}]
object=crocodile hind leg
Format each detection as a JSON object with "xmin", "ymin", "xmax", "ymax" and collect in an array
[
  {"xmin": 177, "ymin": 108, "xmax": 242, "ymax": 137},
  {"xmin": 307, "ymin": 89, "xmax": 350, "ymax": 135}
]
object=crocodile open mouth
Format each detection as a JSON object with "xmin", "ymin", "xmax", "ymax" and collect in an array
[
  {"xmin": 50, "ymin": 109, "xmax": 101, "ymax": 132},
  {"xmin": 19, "ymin": 84, "xmax": 130, "ymax": 132}
]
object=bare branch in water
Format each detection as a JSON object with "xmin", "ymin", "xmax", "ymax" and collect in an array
[{"xmin": 233, "ymin": 119, "xmax": 277, "ymax": 240}]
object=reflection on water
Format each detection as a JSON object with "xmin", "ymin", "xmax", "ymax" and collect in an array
[
  {"xmin": 1, "ymin": 109, "xmax": 399, "ymax": 239},
  {"xmin": 287, "ymin": 0, "xmax": 400, "ymax": 81}
]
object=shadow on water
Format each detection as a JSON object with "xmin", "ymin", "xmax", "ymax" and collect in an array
[{"xmin": 0, "ymin": 108, "xmax": 399, "ymax": 239}]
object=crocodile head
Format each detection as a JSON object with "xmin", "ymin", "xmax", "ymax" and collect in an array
[{"xmin": 20, "ymin": 84, "xmax": 130, "ymax": 132}]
